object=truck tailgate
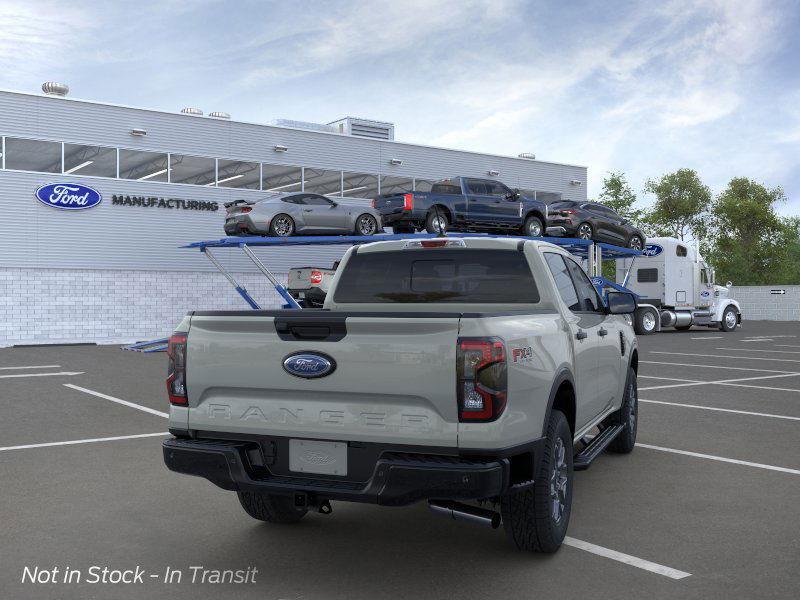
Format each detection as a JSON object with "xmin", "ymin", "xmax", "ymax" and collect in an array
[{"xmin": 185, "ymin": 312, "xmax": 460, "ymax": 447}]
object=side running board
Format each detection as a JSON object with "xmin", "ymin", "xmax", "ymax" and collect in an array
[{"xmin": 573, "ymin": 424, "xmax": 625, "ymax": 471}]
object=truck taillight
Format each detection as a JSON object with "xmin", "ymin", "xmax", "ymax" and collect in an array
[
  {"xmin": 403, "ymin": 193, "xmax": 414, "ymax": 211},
  {"xmin": 166, "ymin": 332, "xmax": 188, "ymax": 406},
  {"xmin": 371, "ymin": 198, "xmax": 377, "ymax": 208},
  {"xmin": 310, "ymin": 270, "xmax": 323, "ymax": 285},
  {"xmin": 457, "ymin": 337, "xmax": 507, "ymax": 422}
]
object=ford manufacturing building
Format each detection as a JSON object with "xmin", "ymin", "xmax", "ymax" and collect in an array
[{"xmin": 0, "ymin": 85, "xmax": 588, "ymax": 347}]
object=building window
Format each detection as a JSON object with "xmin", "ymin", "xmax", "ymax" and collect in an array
[
  {"xmin": 379, "ymin": 175, "xmax": 413, "ymax": 195},
  {"xmin": 119, "ymin": 149, "xmax": 169, "ymax": 182},
  {"xmin": 341, "ymin": 172, "xmax": 379, "ymax": 198},
  {"xmin": 63, "ymin": 144, "xmax": 117, "ymax": 177},
  {"xmin": 414, "ymin": 178, "xmax": 436, "ymax": 192},
  {"xmin": 304, "ymin": 168, "xmax": 342, "ymax": 196},
  {"xmin": 169, "ymin": 154, "xmax": 216, "ymax": 186},
  {"xmin": 262, "ymin": 163, "xmax": 302, "ymax": 193},
  {"xmin": 217, "ymin": 159, "xmax": 260, "ymax": 189},
  {"xmin": 4, "ymin": 138, "xmax": 61, "ymax": 173}
]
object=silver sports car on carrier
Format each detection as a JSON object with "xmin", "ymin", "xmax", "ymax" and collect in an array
[{"xmin": 224, "ymin": 192, "xmax": 383, "ymax": 237}]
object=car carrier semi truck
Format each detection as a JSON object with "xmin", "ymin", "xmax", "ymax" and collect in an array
[{"xmin": 615, "ymin": 237, "xmax": 741, "ymax": 335}]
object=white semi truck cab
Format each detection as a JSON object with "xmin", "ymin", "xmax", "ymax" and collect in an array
[{"xmin": 615, "ymin": 237, "xmax": 742, "ymax": 335}]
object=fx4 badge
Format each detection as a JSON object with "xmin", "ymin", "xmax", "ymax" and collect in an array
[{"xmin": 512, "ymin": 346, "xmax": 533, "ymax": 363}]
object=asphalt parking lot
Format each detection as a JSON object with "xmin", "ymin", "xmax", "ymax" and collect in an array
[{"xmin": 2, "ymin": 321, "xmax": 799, "ymax": 600}]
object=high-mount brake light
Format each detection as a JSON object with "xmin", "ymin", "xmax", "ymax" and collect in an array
[
  {"xmin": 402, "ymin": 193, "xmax": 414, "ymax": 211},
  {"xmin": 456, "ymin": 337, "xmax": 507, "ymax": 422},
  {"xmin": 166, "ymin": 332, "xmax": 188, "ymax": 406},
  {"xmin": 403, "ymin": 239, "xmax": 466, "ymax": 249},
  {"xmin": 310, "ymin": 270, "xmax": 323, "ymax": 285}
]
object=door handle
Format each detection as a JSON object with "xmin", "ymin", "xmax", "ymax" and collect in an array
[
  {"xmin": 598, "ymin": 328, "xmax": 608, "ymax": 337},
  {"xmin": 303, "ymin": 209, "xmax": 313, "ymax": 212},
  {"xmin": 576, "ymin": 330, "xmax": 588, "ymax": 340}
]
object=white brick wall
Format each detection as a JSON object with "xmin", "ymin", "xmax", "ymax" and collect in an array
[
  {"xmin": 730, "ymin": 286, "xmax": 800, "ymax": 322},
  {"xmin": 0, "ymin": 268, "xmax": 288, "ymax": 347}
]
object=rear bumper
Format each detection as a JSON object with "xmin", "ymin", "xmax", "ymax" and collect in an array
[{"xmin": 163, "ymin": 435, "xmax": 543, "ymax": 506}]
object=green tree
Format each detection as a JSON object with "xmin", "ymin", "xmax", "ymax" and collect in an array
[
  {"xmin": 642, "ymin": 169, "xmax": 711, "ymax": 241},
  {"xmin": 705, "ymin": 177, "xmax": 792, "ymax": 285},
  {"xmin": 598, "ymin": 171, "xmax": 642, "ymax": 226}
]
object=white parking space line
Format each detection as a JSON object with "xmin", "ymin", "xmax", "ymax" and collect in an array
[
  {"xmin": 0, "ymin": 432, "xmax": 169, "ymax": 453},
  {"xmin": 776, "ymin": 344, "xmax": 800, "ymax": 349},
  {"xmin": 64, "ymin": 384, "xmax": 169, "ymax": 419},
  {"xmin": 636, "ymin": 443, "xmax": 800, "ymax": 476},
  {"xmin": 0, "ymin": 371, "xmax": 84, "ymax": 379},
  {"xmin": 690, "ymin": 336, "xmax": 723, "ymax": 340},
  {"xmin": 650, "ymin": 351, "xmax": 800, "ymax": 363},
  {"xmin": 640, "ymin": 399, "xmax": 800, "ymax": 421},
  {"xmin": 715, "ymin": 348, "xmax": 800, "ymax": 354},
  {"xmin": 638, "ymin": 375, "xmax": 703, "ymax": 383},
  {"xmin": 717, "ymin": 382, "xmax": 800, "ymax": 394},
  {"xmin": 0, "ymin": 365, "xmax": 61, "ymax": 370},
  {"xmin": 740, "ymin": 339, "xmax": 774, "ymax": 343},
  {"xmin": 641, "ymin": 360, "xmax": 798, "ymax": 374},
  {"xmin": 564, "ymin": 537, "xmax": 691, "ymax": 579},
  {"xmin": 639, "ymin": 372, "xmax": 800, "ymax": 391}
]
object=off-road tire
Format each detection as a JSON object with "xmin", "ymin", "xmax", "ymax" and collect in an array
[
  {"xmin": 523, "ymin": 215, "xmax": 544, "ymax": 237},
  {"xmin": 425, "ymin": 210, "xmax": 449, "ymax": 234},
  {"xmin": 269, "ymin": 214, "xmax": 295, "ymax": 237},
  {"xmin": 500, "ymin": 410, "xmax": 572, "ymax": 553},
  {"xmin": 237, "ymin": 491, "xmax": 307, "ymax": 524},
  {"xmin": 608, "ymin": 367, "xmax": 638, "ymax": 454}
]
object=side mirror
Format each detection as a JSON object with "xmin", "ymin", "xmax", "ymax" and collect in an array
[
  {"xmin": 329, "ymin": 202, "xmax": 338, "ymax": 208},
  {"xmin": 726, "ymin": 281, "xmax": 732, "ymax": 288},
  {"xmin": 606, "ymin": 291, "xmax": 637, "ymax": 315}
]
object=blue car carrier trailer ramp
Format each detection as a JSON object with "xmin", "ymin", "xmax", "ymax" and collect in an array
[{"xmin": 183, "ymin": 233, "xmax": 642, "ymax": 312}]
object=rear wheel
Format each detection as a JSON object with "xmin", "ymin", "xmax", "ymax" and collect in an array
[
  {"xmin": 627, "ymin": 235, "xmax": 644, "ymax": 251},
  {"xmin": 523, "ymin": 215, "xmax": 544, "ymax": 237},
  {"xmin": 720, "ymin": 306, "xmax": 738, "ymax": 332},
  {"xmin": 355, "ymin": 213, "xmax": 378, "ymax": 236},
  {"xmin": 500, "ymin": 409, "xmax": 572, "ymax": 553},
  {"xmin": 634, "ymin": 307, "xmax": 657, "ymax": 335},
  {"xmin": 237, "ymin": 491, "xmax": 307, "ymax": 524},
  {"xmin": 576, "ymin": 222, "xmax": 593, "ymax": 240},
  {"xmin": 269, "ymin": 214, "xmax": 295, "ymax": 237},
  {"xmin": 425, "ymin": 210, "xmax": 449, "ymax": 234}
]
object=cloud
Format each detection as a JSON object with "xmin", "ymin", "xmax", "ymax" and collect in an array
[{"xmin": 0, "ymin": 1, "xmax": 92, "ymax": 82}]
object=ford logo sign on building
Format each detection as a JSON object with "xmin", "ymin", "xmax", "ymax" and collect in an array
[
  {"xmin": 35, "ymin": 183, "xmax": 102, "ymax": 210},
  {"xmin": 283, "ymin": 352, "xmax": 336, "ymax": 379},
  {"xmin": 641, "ymin": 244, "xmax": 664, "ymax": 257}
]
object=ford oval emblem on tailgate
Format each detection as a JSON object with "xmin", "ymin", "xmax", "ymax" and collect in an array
[{"xmin": 283, "ymin": 352, "xmax": 336, "ymax": 379}]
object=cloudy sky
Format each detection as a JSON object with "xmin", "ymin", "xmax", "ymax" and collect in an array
[{"xmin": 1, "ymin": 0, "xmax": 799, "ymax": 213}]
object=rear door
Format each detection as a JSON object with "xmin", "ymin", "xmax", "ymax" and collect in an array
[
  {"xmin": 185, "ymin": 313, "xmax": 461, "ymax": 447},
  {"xmin": 464, "ymin": 178, "xmax": 495, "ymax": 225},
  {"xmin": 543, "ymin": 253, "xmax": 602, "ymax": 429}
]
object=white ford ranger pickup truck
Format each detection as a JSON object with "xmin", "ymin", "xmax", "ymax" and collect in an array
[{"xmin": 163, "ymin": 236, "xmax": 639, "ymax": 552}]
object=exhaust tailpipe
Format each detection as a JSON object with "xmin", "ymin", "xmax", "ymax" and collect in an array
[{"xmin": 428, "ymin": 500, "xmax": 501, "ymax": 529}]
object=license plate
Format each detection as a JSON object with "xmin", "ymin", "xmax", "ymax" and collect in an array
[{"xmin": 289, "ymin": 439, "xmax": 347, "ymax": 476}]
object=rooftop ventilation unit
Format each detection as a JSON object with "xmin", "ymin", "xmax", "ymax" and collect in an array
[
  {"xmin": 328, "ymin": 117, "xmax": 394, "ymax": 141},
  {"xmin": 42, "ymin": 82, "xmax": 69, "ymax": 97},
  {"xmin": 518, "ymin": 152, "xmax": 536, "ymax": 160},
  {"xmin": 180, "ymin": 107, "xmax": 203, "ymax": 116},
  {"xmin": 209, "ymin": 111, "xmax": 230, "ymax": 119},
  {"xmin": 269, "ymin": 119, "xmax": 337, "ymax": 134}
]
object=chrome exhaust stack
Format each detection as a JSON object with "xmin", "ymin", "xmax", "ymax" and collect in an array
[{"xmin": 428, "ymin": 500, "xmax": 501, "ymax": 529}]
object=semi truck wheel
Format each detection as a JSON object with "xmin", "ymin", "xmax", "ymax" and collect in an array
[
  {"xmin": 607, "ymin": 368, "xmax": 638, "ymax": 454},
  {"xmin": 720, "ymin": 306, "xmax": 738, "ymax": 332},
  {"xmin": 237, "ymin": 491, "xmax": 307, "ymax": 524},
  {"xmin": 500, "ymin": 409, "xmax": 572, "ymax": 553},
  {"xmin": 634, "ymin": 307, "xmax": 657, "ymax": 335}
]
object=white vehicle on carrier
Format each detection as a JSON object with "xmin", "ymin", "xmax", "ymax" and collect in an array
[
  {"xmin": 163, "ymin": 236, "xmax": 639, "ymax": 553},
  {"xmin": 617, "ymin": 236, "xmax": 742, "ymax": 335}
]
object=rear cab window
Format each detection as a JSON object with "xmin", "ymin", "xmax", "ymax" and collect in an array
[
  {"xmin": 333, "ymin": 248, "xmax": 539, "ymax": 304},
  {"xmin": 430, "ymin": 179, "xmax": 463, "ymax": 195}
]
